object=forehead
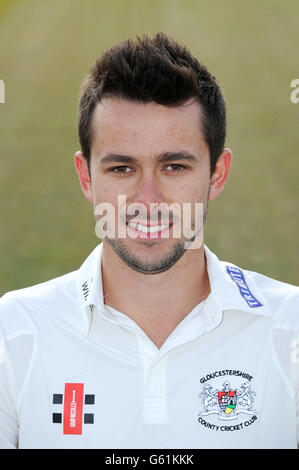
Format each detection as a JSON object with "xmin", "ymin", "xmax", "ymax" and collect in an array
[{"xmin": 90, "ymin": 97, "xmax": 208, "ymax": 159}]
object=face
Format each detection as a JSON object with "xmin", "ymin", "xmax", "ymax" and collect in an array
[{"xmin": 75, "ymin": 97, "xmax": 231, "ymax": 274}]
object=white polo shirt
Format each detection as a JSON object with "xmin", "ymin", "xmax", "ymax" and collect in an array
[{"xmin": 0, "ymin": 243, "xmax": 298, "ymax": 449}]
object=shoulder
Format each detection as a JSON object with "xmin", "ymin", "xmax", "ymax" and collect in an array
[
  {"xmin": 244, "ymin": 269, "xmax": 298, "ymax": 301},
  {"xmin": 0, "ymin": 270, "xmax": 79, "ymax": 339},
  {"xmin": 244, "ymin": 269, "xmax": 299, "ymax": 328}
]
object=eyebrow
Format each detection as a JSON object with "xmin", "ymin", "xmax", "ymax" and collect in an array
[{"xmin": 100, "ymin": 151, "xmax": 199, "ymax": 165}]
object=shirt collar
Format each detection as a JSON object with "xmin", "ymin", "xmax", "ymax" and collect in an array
[{"xmin": 77, "ymin": 242, "xmax": 272, "ymax": 331}]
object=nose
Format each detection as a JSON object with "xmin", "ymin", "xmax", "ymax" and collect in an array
[
  {"xmin": 132, "ymin": 172, "xmax": 164, "ymax": 215},
  {"xmin": 134, "ymin": 172, "xmax": 164, "ymax": 203}
]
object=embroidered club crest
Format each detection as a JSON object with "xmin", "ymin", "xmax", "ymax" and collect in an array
[{"xmin": 199, "ymin": 380, "xmax": 256, "ymax": 420}]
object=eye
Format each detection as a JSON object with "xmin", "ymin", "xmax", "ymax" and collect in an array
[
  {"xmin": 109, "ymin": 166, "xmax": 133, "ymax": 174},
  {"xmin": 164, "ymin": 164, "xmax": 187, "ymax": 172}
]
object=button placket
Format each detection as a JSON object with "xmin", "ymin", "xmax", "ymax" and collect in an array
[{"xmin": 136, "ymin": 334, "xmax": 168, "ymax": 425}]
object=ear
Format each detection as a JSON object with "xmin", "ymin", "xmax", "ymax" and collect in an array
[
  {"xmin": 74, "ymin": 151, "xmax": 93, "ymax": 202},
  {"xmin": 208, "ymin": 148, "xmax": 232, "ymax": 201}
]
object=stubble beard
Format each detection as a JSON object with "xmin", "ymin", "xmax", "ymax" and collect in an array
[{"xmin": 105, "ymin": 237, "xmax": 186, "ymax": 274}]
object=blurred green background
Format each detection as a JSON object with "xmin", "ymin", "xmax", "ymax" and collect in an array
[{"xmin": 0, "ymin": 0, "xmax": 298, "ymax": 295}]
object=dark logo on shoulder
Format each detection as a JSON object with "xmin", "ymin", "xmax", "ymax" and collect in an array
[{"xmin": 226, "ymin": 266, "xmax": 263, "ymax": 308}]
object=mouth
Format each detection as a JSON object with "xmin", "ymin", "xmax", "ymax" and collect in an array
[{"xmin": 126, "ymin": 221, "xmax": 173, "ymax": 239}]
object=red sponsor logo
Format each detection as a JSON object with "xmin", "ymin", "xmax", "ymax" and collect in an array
[{"xmin": 63, "ymin": 383, "xmax": 84, "ymax": 435}]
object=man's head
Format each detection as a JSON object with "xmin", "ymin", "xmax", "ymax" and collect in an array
[
  {"xmin": 75, "ymin": 33, "xmax": 232, "ymax": 274},
  {"xmin": 78, "ymin": 32, "xmax": 226, "ymax": 177}
]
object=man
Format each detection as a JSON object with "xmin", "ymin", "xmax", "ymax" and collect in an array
[{"xmin": 0, "ymin": 33, "xmax": 298, "ymax": 449}]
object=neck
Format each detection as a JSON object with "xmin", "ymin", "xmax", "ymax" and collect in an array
[{"xmin": 101, "ymin": 240, "xmax": 210, "ymax": 348}]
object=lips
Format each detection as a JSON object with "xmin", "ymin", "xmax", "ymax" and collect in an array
[
  {"xmin": 126, "ymin": 220, "xmax": 173, "ymax": 239},
  {"xmin": 127, "ymin": 221, "xmax": 171, "ymax": 233}
]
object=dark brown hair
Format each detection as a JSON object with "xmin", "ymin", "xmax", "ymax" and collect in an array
[{"xmin": 78, "ymin": 33, "xmax": 226, "ymax": 176}]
